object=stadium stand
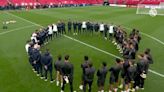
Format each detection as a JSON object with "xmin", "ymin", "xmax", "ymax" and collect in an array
[
  {"xmin": 125, "ymin": 0, "xmax": 164, "ymax": 5},
  {"xmin": 0, "ymin": 0, "xmax": 7, "ymax": 6},
  {"xmin": 1, "ymin": 0, "xmax": 164, "ymax": 7}
]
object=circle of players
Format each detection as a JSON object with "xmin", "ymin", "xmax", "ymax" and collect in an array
[{"xmin": 25, "ymin": 20, "xmax": 154, "ymax": 92}]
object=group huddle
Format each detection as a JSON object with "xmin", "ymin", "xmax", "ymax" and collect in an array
[{"xmin": 25, "ymin": 20, "xmax": 153, "ymax": 92}]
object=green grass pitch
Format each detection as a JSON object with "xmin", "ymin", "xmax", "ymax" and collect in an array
[{"xmin": 0, "ymin": 6, "xmax": 164, "ymax": 92}]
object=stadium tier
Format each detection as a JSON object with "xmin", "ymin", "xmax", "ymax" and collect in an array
[
  {"xmin": 10, "ymin": 0, "xmax": 101, "ymax": 5},
  {"xmin": 0, "ymin": 0, "xmax": 7, "ymax": 6},
  {"xmin": 0, "ymin": 0, "xmax": 164, "ymax": 6}
]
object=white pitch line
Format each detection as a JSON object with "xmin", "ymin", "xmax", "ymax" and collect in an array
[
  {"xmin": 29, "ymin": 9, "xmax": 164, "ymax": 46},
  {"xmin": 0, "ymin": 25, "xmax": 35, "ymax": 35},
  {"xmin": 124, "ymin": 27, "xmax": 164, "ymax": 46},
  {"xmin": 64, "ymin": 35, "xmax": 164, "ymax": 78},
  {"xmin": 5, "ymin": 12, "xmax": 43, "ymax": 28},
  {"xmin": 6, "ymin": 12, "xmax": 164, "ymax": 78},
  {"xmin": 64, "ymin": 35, "xmax": 121, "ymax": 59}
]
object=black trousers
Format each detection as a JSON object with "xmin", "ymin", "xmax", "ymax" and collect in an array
[
  {"xmin": 62, "ymin": 29, "xmax": 66, "ymax": 34},
  {"xmin": 58, "ymin": 30, "xmax": 62, "ymax": 36},
  {"xmin": 44, "ymin": 66, "xmax": 53, "ymax": 81},
  {"xmin": 109, "ymin": 33, "xmax": 113, "ymax": 40},
  {"xmin": 78, "ymin": 29, "xmax": 81, "ymax": 34},
  {"xmin": 104, "ymin": 33, "xmax": 107, "ymax": 38},
  {"xmin": 83, "ymin": 80, "xmax": 93, "ymax": 92},
  {"xmin": 100, "ymin": 31, "xmax": 104, "ymax": 36},
  {"xmin": 68, "ymin": 28, "xmax": 72, "ymax": 34},
  {"xmin": 28, "ymin": 57, "xmax": 33, "ymax": 67},
  {"xmin": 134, "ymin": 74, "xmax": 145, "ymax": 88},
  {"xmin": 61, "ymin": 76, "xmax": 73, "ymax": 92},
  {"xmin": 83, "ymin": 28, "xmax": 86, "ymax": 33},
  {"xmin": 36, "ymin": 62, "xmax": 43, "ymax": 76},
  {"xmin": 48, "ymin": 34, "xmax": 53, "ymax": 40},
  {"xmin": 74, "ymin": 29, "xmax": 77, "ymax": 33},
  {"xmin": 53, "ymin": 32, "xmax": 58, "ymax": 37},
  {"xmin": 3, "ymin": 25, "xmax": 8, "ymax": 29}
]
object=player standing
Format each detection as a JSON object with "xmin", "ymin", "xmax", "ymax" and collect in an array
[
  {"xmin": 41, "ymin": 49, "xmax": 54, "ymax": 83},
  {"xmin": 97, "ymin": 62, "xmax": 108, "ymax": 92},
  {"xmin": 83, "ymin": 62, "xmax": 96, "ymax": 92},
  {"xmin": 79, "ymin": 56, "xmax": 90, "ymax": 90},
  {"xmin": 54, "ymin": 55, "xmax": 63, "ymax": 86},
  {"xmin": 109, "ymin": 58, "xmax": 122, "ymax": 92},
  {"xmin": 61, "ymin": 55, "xmax": 74, "ymax": 92}
]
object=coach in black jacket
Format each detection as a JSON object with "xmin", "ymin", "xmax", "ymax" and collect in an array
[
  {"xmin": 83, "ymin": 62, "xmax": 96, "ymax": 92},
  {"xmin": 41, "ymin": 49, "xmax": 53, "ymax": 83},
  {"xmin": 97, "ymin": 62, "xmax": 108, "ymax": 92},
  {"xmin": 61, "ymin": 55, "xmax": 74, "ymax": 92}
]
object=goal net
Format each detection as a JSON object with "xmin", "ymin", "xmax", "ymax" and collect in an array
[{"xmin": 136, "ymin": 2, "xmax": 164, "ymax": 17}]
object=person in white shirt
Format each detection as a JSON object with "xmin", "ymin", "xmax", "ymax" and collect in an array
[
  {"xmin": 53, "ymin": 24, "xmax": 58, "ymax": 37},
  {"xmin": 99, "ymin": 22, "xmax": 104, "ymax": 36},
  {"xmin": 109, "ymin": 24, "xmax": 114, "ymax": 40},
  {"xmin": 25, "ymin": 40, "xmax": 30, "ymax": 53},
  {"xmin": 48, "ymin": 25, "xmax": 53, "ymax": 40},
  {"xmin": 82, "ymin": 21, "xmax": 87, "ymax": 33},
  {"xmin": 31, "ymin": 33, "xmax": 38, "ymax": 44}
]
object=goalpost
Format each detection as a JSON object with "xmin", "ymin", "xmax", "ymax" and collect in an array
[{"xmin": 136, "ymin": 1, "xmax": 164, "ymax": 17}]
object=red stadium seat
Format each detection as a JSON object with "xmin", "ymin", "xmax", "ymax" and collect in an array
[
  {"xmin": 0, "ymin": 0, "xmax": 7, "ymax": 6},
  {"xmin": 1, "ymin": 0, "xmax": 163, "ymax": 6}
]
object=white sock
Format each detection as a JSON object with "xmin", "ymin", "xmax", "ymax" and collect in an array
[
  {"xmin": 79, "ymin": 85, "xmax": 83, "ymax": 90},
  {"xmin": 114, "ymin": 88, "xmax": 118, "ymax": 92},
  {"xmin": 56, "ymin": 81, "xmax": 59, "ymax": 86},
  {"xmin": 61, "ymin": 83, "xmax": 63, "ymax": 87},
  {"xmin": 101, "ymin": 90, "xmax": 104, "ymax": 92}
]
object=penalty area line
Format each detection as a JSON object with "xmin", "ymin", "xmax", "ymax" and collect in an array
[
  {"xmin": 0, "ymin": 25, "xmax": 36, "ymax": 35},
  {"xmin": 124, "ymin": 26, "xmax": 164, "ymax": 46},
  {"xmin": 6, "ymin": 11, "xmax": 164, "ymax": 78}
]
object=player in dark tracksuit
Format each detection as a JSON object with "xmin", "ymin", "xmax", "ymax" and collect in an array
[
  {"xmin": 83, "ymin": 62, "xmax": 96, "ymax": 92},
  {"xmin": 129, "ymin": 44, "xmax": 136, "ymax": 60},
  {"xmin": 43, "ymin": 27, "xmax": 49, "ymax": 42},
  {"xmin": 61, "ymin": 55, "xmax": 74, "ymax": 92},
  {"xmin": 68, "ymin": 20, "xmax": 72, "ymax": 34},
  {"xmin": 79, "ymin": 56, "xmax": 90, "ymax": 90},
  {"xmin": 90, "ymin": 23, "xmax": 94, "ymax": 35},
  {"xmin": 41, "ymin": 50, "xmax": 53, "ymax": 82},
  {"xmin": 134, "ymin": 54, "xmax": 148, "ymax": 89},
  {"xmin": 40, "ymin": 29, "xmax": 48, "ymax": 44},
  {"xmin": 28, "ymin": 43, "xmax": 34, "ymax": 66},
  {"xmin": 104, "ymin": 24, "xmax": 109, "ymax": 40},
  {"xmin": 109, "ymin": 58, "xmax": 122, "ymax": 92},
  {"xmin": 32, "ymin": 48, "xmax": 42, "ymax": 77},
  {"xmin": 61, "ymin": 21, "xmax": 66, "ymax": 34},
  {"xmin": 78, "ymin": 22, "xmax": 82, "ymax": 34},
  {"xmin": 94, "ymin": 23, "xmax": 99, "ymax": 32},
  {"xmin": 124, "ymin": 61, "xmax": 137, "ymax": 92},
  {"xmin": 54, "ymin": 55, "xmax": 63, "ymax": 86},
  {"xmin": 38, "ymin": 30, "xmax": 45, "ymax": 46},
  {"xmin": 97, "ymin": 62, "xmax": 108, "ymax": 92},
  {"xmin": 144, "ymin": 48, "xmax": 153, "ymax": 74},
  {"xmin": 123, "ymin": 44, "xmax": 130, "ymax": 59},
  {"xmin": 57, "ymin": 22, "xmax": 62, "ymax": 36},
  {"xmin": 119, "ymin": 59, "xmax": 130, "ymax": 89},
  {"xmin": 86, "ymin": 22, "xmax": 91, "ymax": 34},
  {"xmin": 73, "ymin": 21, "xmax": 77, "ymax": 34}
]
